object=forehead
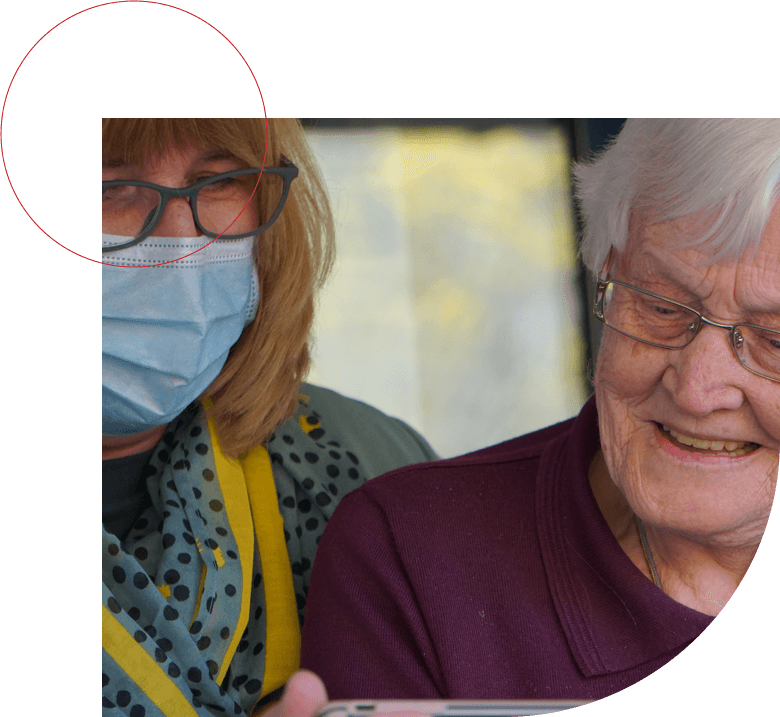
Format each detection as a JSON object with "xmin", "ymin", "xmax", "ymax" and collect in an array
[
  {"xmin": 103, "ymin": 143, "xmax": 237, "ymax": 170},
  {"xmin": 622, "ymin": 202, "xmax": 780, "ymax": 311}
]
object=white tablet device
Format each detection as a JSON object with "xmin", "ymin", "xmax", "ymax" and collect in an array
[{"xmin": 316, "ymin": 699, "xmax": 591, "ymax": 717}]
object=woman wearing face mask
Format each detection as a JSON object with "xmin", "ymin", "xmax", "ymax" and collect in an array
[{"xmin": 101, "ymin": 118, "xmax": 438, "ymax": 717}]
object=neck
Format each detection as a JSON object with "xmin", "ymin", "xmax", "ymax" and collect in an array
[
  {"xmin": 103, "ymin": 425, "xmax": 168, "ymax": 461},
  {"xmin": 588, "ymin": 450, "xmax": 758, "ymax": 616},
  {"xmin": 637, "ymin": 520, "xmax": 757, "ymax": 615}
]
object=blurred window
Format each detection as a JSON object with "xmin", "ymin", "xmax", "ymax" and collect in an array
[{"xmin": 305, "ymin": 122, "xmax": 586, "ymax": 458}]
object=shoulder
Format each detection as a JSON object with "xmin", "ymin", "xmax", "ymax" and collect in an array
[
  {"xmin": 310, "ymin": 410, "xmax": 585, "ymax": 600},
  {"xmin": 272, "ymin": 383, "xmax": 439, "ymax": 480},
  {"xmin": 333, "ymin": 410, "xmax": 579, "ymax": 520},
  {"xmin": 300, "ymin": 383, "xmax": 417, "ymax": 430}
]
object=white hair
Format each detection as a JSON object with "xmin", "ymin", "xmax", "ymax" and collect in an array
[{"xmin": 573, "ymin": 119, "xmax": 780, "ymax": 274}]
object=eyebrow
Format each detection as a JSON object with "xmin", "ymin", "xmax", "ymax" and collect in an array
[
  {"xmin": 627, "ymin": 252, "xmax": 780, "ymax": 316},
  {"xmin": 101, "ymin": 148, "xmax": 239, "ymax": 169}
]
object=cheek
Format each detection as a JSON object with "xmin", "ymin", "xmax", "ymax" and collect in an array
[
  {"xmin": 595, "ymin": 331, "xmax": 666, "ymax": 401},
  {"xmin": 752, "ymin": 387, "xmax": 780, "ymax": 447},
  {"xmin": 595, "ymin": 333, "xmax": 667, "ymax": 473}
]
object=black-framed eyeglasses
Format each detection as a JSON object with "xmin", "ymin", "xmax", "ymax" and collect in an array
[
  {"xmin": 102, "ymin": 156, "xmax": 298, "ymax": 253},
  {"xmin": 594, "ymin": 277, "xmax": 780, "ymax": 383}
]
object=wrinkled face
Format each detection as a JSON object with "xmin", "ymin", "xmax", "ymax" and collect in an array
[{"xmin": 595, "ymin": 202, "xmax": 780, "ymax": 545}]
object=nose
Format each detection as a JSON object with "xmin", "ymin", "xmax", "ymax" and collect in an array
[
  {"xmin": 662, "ymin": 323, "xmax": 747, "ymax": 416},
  {"xmin": 150, "ymin": 197, "xmax": 201, "ymax": 238}
]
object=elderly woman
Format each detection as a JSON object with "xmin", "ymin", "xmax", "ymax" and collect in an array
[
  {"xmin": 101, "ymin": 118, "xmax": 438, "ymax": 717},
  {"xmin": 298, "ymin": 119, "xmax": 780, "ymax": 701}
]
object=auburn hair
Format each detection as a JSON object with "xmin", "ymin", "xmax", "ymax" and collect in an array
[{"xmin": 102, "ymin": 118, "xmax": 335, "ymax": 457}]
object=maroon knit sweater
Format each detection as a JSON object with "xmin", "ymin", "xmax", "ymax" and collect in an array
[{"xmin": 300, "ymin": 397, "xmax": 713, "ymax": 700}]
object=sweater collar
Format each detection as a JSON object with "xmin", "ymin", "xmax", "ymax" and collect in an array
[{"xmin": 535, "ymin": 396, "xmax": 713, "ymax": 677}]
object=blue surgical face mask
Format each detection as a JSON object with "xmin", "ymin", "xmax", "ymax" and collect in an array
[{"xmin": 102, "ymin": 234, "xmax": 260, "ymax": 436}]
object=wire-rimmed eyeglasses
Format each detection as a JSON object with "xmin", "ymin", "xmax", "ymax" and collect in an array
[
  {"xmin": 103, "ymin": 155, "xmax": 298, "ymax": 254},
  {"xmin": 594, "ymin": 278, "xmax": 780, "ymax": 383}
]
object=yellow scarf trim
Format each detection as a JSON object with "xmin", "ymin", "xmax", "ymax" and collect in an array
[
  {"xmin": 205, "ymin": 403, "xmax": 301, "ymax": 699},
  {"xmin": 103, "ymin": 404, "xmax": 300, "ymax": 712}
]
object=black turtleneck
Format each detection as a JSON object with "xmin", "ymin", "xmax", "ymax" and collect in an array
[{"xmin": 102, "ymin": 447, "xmax": 157, "ymax": 541}]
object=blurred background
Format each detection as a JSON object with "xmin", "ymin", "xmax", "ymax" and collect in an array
[{"xmin": 300, "ymin": 119, "xmax": 625, "ymax": 459}]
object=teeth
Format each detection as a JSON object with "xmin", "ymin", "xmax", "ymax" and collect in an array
[{"xmin": 662, "ymin": 425, "xmax": 756, "ymax": 454}]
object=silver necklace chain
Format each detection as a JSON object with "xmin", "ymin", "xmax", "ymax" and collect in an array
[{"xmin": 635, "ymin": 515, "xmax": 663, "ymax": 590}]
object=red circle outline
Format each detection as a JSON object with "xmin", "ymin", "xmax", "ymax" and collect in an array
[{"xmin": 0, "ymin": 1, "xmax": 268, "ymax": 267}]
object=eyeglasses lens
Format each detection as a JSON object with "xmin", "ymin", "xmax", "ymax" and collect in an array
[{"xmin": 601, "ymin": 282, "xmax": 780, "ymax": 382}]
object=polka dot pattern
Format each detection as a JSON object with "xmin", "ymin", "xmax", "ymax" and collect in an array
[{"xmin": 104, "ymin": 386, "xmax": 434, "ymax": 715}]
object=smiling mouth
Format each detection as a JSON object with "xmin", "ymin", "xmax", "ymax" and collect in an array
[{"xmin": 658, "ymin": 424, "xmax": 761, "ymax": 457}]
